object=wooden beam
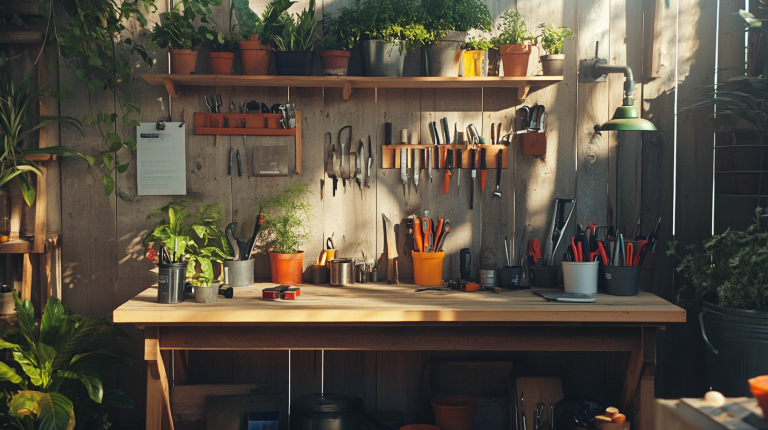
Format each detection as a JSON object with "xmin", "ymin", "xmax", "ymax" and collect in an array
[
  {"xmin": 33, "ymin": 167, "xmax": 46, "ymax": 254},
  {"xmin": 145, "ymin": 327, "xmax": 174, "ymax": 430},
  {"xmin": 342, "ymin": 81, "xmax": 353, "ymax": 100},
  {"xmin": 21, "ymin": 254, "xmax": 31, "ymax": 301},
  {"xmin": 644, "ymin": 0, "xmax": 664, "ymax": 79},
  {"xmin": 295, "ymin": 110, "xmax": 302, "ymax": 174},
  {"xmin": 621, "ymin": 350, "xmax": 644, "ymax": 415}
]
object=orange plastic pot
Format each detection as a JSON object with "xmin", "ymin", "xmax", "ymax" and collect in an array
[
  {"xmin": 269, "ymin": 251, "xmax": 304, "ymax": 285},
  {"xmin": 401, "ymin": 426, "xmax": 440, "ymax": 430},
  {"xmin": 209, "ymin": 52, "xmax": 235, "ymax": 75},
  {"xmin": 749, "ymin": 376, "xmax": 768, "ymax": 417},
  {"xmin": 431, "ymin": 396, "xmax": 476, "ymax": 430},
  {"xmin": 412, "ymin": 251, "xmax": 445, "ymax": 286},
  {"xmin": 239, "ymin": 35, "xmax": 271, "ymax": 76},
  {"xmin": 169, "ymin": 49, "xmax": 198, "ymax": 74},
  {"xmin": 462, "ymin": 50, "xmax": 485, "ymax": 77},
  {"xmin": 499, "ymin": 44, "xmax": 531, "ymax": 76},
  {"xmin": 320, "ymin": 50, "xmax": 351, "ymax": 76}
]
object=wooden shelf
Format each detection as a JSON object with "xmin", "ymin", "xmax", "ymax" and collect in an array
[
  {"xmin": 143, "ymin": 74, "xmax": 563, "ymax": 102},
  {"xmin": 15, "ymin": 154, "xmax": 54, "ymax": 161},
  {"xmin": 0, "ymin": 235, "xmax": 58, "ymax": 254},
  {"xmin": 382, "ymin": 144, "xmax": 509, "ymax": 169}
]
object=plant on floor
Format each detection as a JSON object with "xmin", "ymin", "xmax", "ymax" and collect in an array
[
  {"xmin": 233, "ymin": 0, "xmax": 295, "ymax": 43},
  {"xmin": 0, "ymin": 71, "xmax": 83, "ymax": 206},
  {"xmin": 460, "ymin": 36, "xmax": 492, "ymax": 51},
  {"xmin": 273, "ymin": 0, "xmax": 319, "ymax": 51},
  {"xmin": 669, "ymin": 207, "xmax": 768, "ymax": 310},
  {"xmin": 321, "ymin": 4, "xmax": 360, "ymax": 51},
  {"xmin": 355, "ymin": 0, "xmax": 428, "ymax": 51},
  {"xmin": 536, "ymin": 23, "xmax": 575, "ymax": 55},
  {"xmin": 490, "ymin": 9, "xmax": 534, "ymax": 49},
  {"xmin": 150, "ymin": 1, "xmax": 217, "ymax": 50},
  {"xmin": 257, "ymin": 182, "xmax": 315, "ymax": 254},
  {"xmin": 143, "ymin": 201, "xmax": 231, "ymax": 285},
  {"xmin": 420, "ymin": 0, "xmax": 492, "ymax": 45},
  {"xmin": 0, "ymin": 293, "xmax": 133, "ymax": 430}
]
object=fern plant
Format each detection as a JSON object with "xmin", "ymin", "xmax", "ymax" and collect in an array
[
  {"xmin": 257, "ymin": 182, "xmax": 315, "ymax": 254},
  {"xmin": 273, "ymin": 0, "xmax": 319, "ymax": 51},
  {"xmin": 0, "ymin": 294, "xmax": 133, "ymax": 430},
  {"xmin": 233, "ymin": 0, "xmax": 296, "ymax": 43},
  {"xmin": 321, "ymin": 4, "xmax": 360, "ymax": 51}
]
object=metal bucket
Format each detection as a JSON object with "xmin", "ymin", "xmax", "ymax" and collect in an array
[
  {"xmin": 194, "ymin": 282, "xmax": 219, "ymax": 303},
  {"xmin": 157, "ymin": 262, "xmax": 188, "ymax": 304},
  {"xmin": 330, "ymin": 259, "xmax": 355, "ymax": 286},
  {"xmin": 701, "ymin": 300, "xmax": 768, "ymax": 396},
  {"xmin": 224, "ymin": 259, "xmax": 255, "ymax": 287},
  {"xmin": 361, "ymin": 40, "xmax": 406, "ymax": 77},
  {"xmin": 479, "ymin": 267, "xmax": 500, "ymax": 290},
  {"xmin": 423, "ymin": 31, "xmax": 466, "ymax": 77}
]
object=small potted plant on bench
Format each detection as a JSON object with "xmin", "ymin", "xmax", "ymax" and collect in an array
[
  {"xmin": 492, "ymin": 9, "xmax": 535, "ymax": 76},
  {"xmin": 320, "ymin": 4, "xmax": 360, "ymax": 76},
  {"xmin": 536, "ymin": 22, "xmax": 575, "ymax": 76}
]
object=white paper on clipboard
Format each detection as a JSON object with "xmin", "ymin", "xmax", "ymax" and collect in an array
[{"xmin": 136, "ymin": 122, "xmax": 187, "ymax": 196}]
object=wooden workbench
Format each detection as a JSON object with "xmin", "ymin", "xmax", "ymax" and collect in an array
[{"xmin": 114, "ymin": 284, "xmax": 686, "ymax": 430}]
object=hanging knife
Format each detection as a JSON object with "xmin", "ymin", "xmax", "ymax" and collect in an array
[
  {"xmin": 427, "ymin": 147, "xmax": 433, "ymax": 183},
  {"xmin": 412, "ymin": 132, "xmax": 420, "ymax": 193},
  {"xmin": 470, "ymin": 148, "xmax": 477, "ymax": 210},
  {"xmin": 326, "ymin": 132, "xmax": 339, "ymax": 196},
  {"xmin": 432, "ymin": 121, "xmax": 441, "ymax": 145},
  {"xmin": 290, "ymin": 103, "xmax": 296, "ymax": 128},
  {"xmin": 441, "ymin": 118, "xmax": 451, "ymax": 145},
  {"xmin": 355, "ymin": 139, "xmax": 363, "ymax": 193},
  {"xmin": 339, "ymin": 125, "xmax": 351, "ymax": 193},
  {"xmin": 456, "ymin": 148, "xmax": 462, "ymax": 192},
  {"xmin": 400, "ymin": 148, "xmax": 408, "ymax": 197},
  {"xmin": 443, "ymin": 148, "xmax": 453, "ymax": 194},
  {"xmin": 365, "ymin": 135, "xmax": 372, "ymax": 188},
  {"xmin": 480, "ymin": 147, "xmax": 487, "ymax": 196}
]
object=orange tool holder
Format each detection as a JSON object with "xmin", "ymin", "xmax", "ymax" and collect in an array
[{"xmin": 262, "ymin": 286, "xmax": 301, "ymax": 300}]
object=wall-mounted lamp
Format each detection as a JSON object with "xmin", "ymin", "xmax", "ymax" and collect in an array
[{"xmin": 578, "ymin": 42, "xmax": 657, "ymax": 132}]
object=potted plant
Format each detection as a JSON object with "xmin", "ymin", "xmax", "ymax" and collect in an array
[
  {"xmin": 150, "ymin": 0, "xmax": 216, "ymax": 74},
  {"xmin": 492, "ymin": 9, "xmax": 535, "ymax": 77},
  {"xmin": 234, "ymin": 0, "xmax": 294, "ymax": 75},
  {"xmin": 670, "ymin": 207, "xmax": 768, "ymax": 396},
  {"xmin": 356, "ymin": 0, "xmax": 428, "ymax": 77},
  {"xmin": 536, "ymin": 22, "xmax": 574, "ymax": 76},
  {"xmin": 0, "ymin": 72, "xmax": 83, "ymax": 207},
  {"xmin": 0, "ymin": 293, "xmax": 134, "ymax": 430},
  {"xmin": 273, "ymin": 0, "xmax": 319, "ymax": 76},
  {"xmin": 143, "ymin": 201, "xmax": 231, "ymax": 287},
  {"xmin": 258, "ymin": 182, "xmax": 315, "ymax": 284},
  {"xmin": 460, "ymin": 36, "xmax": 492, "ymax": 77},
  {"xmin": 420, "ymin": 0, "xmax": 492, "ymax": 77},
  {"xmin": 320, "ymin": 5, "xmax": 360, "ymax": 76}
]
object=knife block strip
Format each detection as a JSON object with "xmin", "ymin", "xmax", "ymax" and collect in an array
[
  {"xmin": 194, "ymin": 112, "xmax": 295, "ymax": 136},
  {"xmin": 381, "ymin": 145, "xmax": 509, "ymax": 169}
]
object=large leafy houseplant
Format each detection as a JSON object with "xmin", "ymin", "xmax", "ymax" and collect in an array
[
  {"xmin": 321, "ymin": 5, "xmax": 360, "ymax": 51},
  {"xmin": 0, "ymin": 72, "xmax": 83, "ymax": 206},
  {"xmin": 355, "ymin": 0, "xmax": 428, "ymax": 52},
  {"xmin": 258, "ymin": 182, "xmax": 315, "ymax": 254},
  {"xmin": 233, "ymin": 0, "xmax": 295, "ymax": 43},
  {"xmin": 150, "ymin": 1, "xmax": 216, "ymax": 51},
  {"xmin": 0, "ymin": 294, "xmax": 133, "ymax": 430},
  {"xmin": 273, "ymin": 0, "xmax": 319, "ymax": 51},
  {"xmin": 420, "ymin": 0, "xmax": 492, "ymax": 45},
  {"xmin": 143, "ymin": 201, "xmax": 231, "ymax": 286}
]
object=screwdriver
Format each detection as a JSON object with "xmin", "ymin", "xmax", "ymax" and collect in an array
[
  {"xmin": 480, "ymin": 147, "xmax": 487, "ymax": 195},
  {"xmin": 456, "ymin": 148, "xmax": 462, "ymax": 192},
  {"xmin": 443, "ymin": 148, "xmax": 453, "ymax": 194}
]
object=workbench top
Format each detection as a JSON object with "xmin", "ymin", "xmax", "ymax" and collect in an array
[{"xmin": 113, "ymin": 283, "xmax": 686, "ymax": 325}]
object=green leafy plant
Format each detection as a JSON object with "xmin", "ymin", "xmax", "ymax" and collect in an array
[
  {"xmin": 669, "ymin": 207, "xmax": 768, "ymax": 311},
  {"xmin": 143, "ymin": 201, "xmax": 231, "ymax": 285},
  {"xmin": 0, "ymin": 72, "xmax": 84, "ymax": 206},
  {"xmin": 210, "ymin": 32, "xmax": 241, "ymax": 52},
  {"xmin": 321, "ymin": 5, "xmax": 360, "ymax": 51},
  {"xmin": 0, "ymin": 293, "xmax": 133, "ymax": 430},
  {"xmin": 420, "ymin": 0, "xmax": 492, "ymax": 45},
  {"xmin": 150, "ymin": 0, "xmax": 218, "ymax": 50},
  {"xmin": 460, "ymin": 36, "xmax": 491, "ymax": 51},
  {"xmin": 490, "ymin": 9, "xmax": 535, "ymax": 49},
  {"xmin": 233, "ymin": 0, "xmax": 295, "ymax": 43},
  {"xmin": 257, "ymin": 182, "xmax": 315, "ymax": 254},
  {"xmin": 273, "ymin": 0, "xmax": 319, "ymax": 51},
  {"xmin": 354, "ymin": 0, "xmax": 428, "ymax": 52},
  {"xmin": 536, "ymin": 22, "xmax": 575, "ymax": 55}
]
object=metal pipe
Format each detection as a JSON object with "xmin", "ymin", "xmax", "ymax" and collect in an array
[{"xmin": 595, "ymin": 63, "xmax": 635, "ymax": 96}]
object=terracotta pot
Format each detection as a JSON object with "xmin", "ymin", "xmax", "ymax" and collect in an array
[
  {"xmin": 169, "ymin": 49, "xmax": 198, "ymax": 74},
  {"xmin": 209, "ymin": 51, "xmax": 235, "ymax": 75},
  {"xmin": 541, "ymin": 54, "xmax": 564, "ymax": 76},
  {"xmin": 431, "ymin": 396, "xmax": 476, "ymax": 430},
  {"xmin": 320, "ymin": 50, "xmax": 351, "ymax": 76},
  {"xmin": 499, "ymin": 44, "xmax": 531, "ymax": 76},
  {"xmin": 269, "ymin": 251, "xmax": 304, "ymax": 285},
  {"xmin": 239, "ymin": 35, "xmax": 271, "ymax": 76},
  {"xmin": 750, "ymin": 376, "xmax": 768, "ymax": 417}
]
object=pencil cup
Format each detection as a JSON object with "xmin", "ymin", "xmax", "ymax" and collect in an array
[
  {"xmin": 157, "ymin": 262, "xmax": 188, "ymax": 304},
  {"xmin": 224, "ymin": 259, "xmax": 255, "ymax": 287},
  {"xmin": 562, "ymin": 261, "xmax": 599, "ymax": 294},
  {"xmin": 530, "ymin": 266, "xmax": 558, "ymax": 287},
  {"xmin": 412, "ymin": 251, "xmax": 445, "ymax": 286},
  {"xmin": 603, "ymin": 265, "xmax": 641, "ymax": 296}
]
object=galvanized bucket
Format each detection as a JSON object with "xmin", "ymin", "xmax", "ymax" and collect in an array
[
  {"xmin": 423, "ymin": 31, "xmax": 466, "ymax": 77},
  {"xmin": 224, "ymin": 259, "xmax": 255, "ymax": 287},
  {"xmin": 701, "ymin": 300, "xmax": 768, "ymax": 396},
  {"xmin": 360, "ymin": 40, "xmax": 406, "ymax": 77}
]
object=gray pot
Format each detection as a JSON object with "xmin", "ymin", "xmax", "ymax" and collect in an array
[
  {"xmin": 194, "ymin": 282, "xmax": 219, "ymax": 303},
  {"xmin": 423, "ymin": 31, "xmax": 466, "ymax": 77},
  {"xmin": 224, "ymin": 259, "xmax": 255, "ymax": 287},
  {"xmin": 541, "ymin": 54, "xmax": 565, "ymax": 76},
  {"xmin": 487, "ymin": 49, "xmax": 500, "ymax": 76},
  {"xmin": 360, "ymin": 40, "xmax": 406, "ymax": 77}
]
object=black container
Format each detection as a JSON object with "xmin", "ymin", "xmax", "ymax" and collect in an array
[
  {"xmin": 290, "ymin": 394, "xmax": 361, "ymax": 430},
  {"xmin": 530, "ymin": 266, "xmax": 558, "ymax": 287},
  {"xmin": 603, "ymin": 265, "xmax": 641, "ymax": 296},
  {"xmin": 157, "ymin": 262, "xmax": 188, "ymax": 304},
  {"xmin": 499, "ymin": 266, "xmax": 523, "ymax": 289},
  {"xmin": 701, "ymin": 300, "xmax": 768, "ymax": 396},
  {"xmin": 275, "ymin": 51, "xmax": 314, "ymax": 76}
]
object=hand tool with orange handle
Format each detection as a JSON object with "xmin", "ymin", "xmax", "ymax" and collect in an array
[
  {"xmin": 434, "ymin": 219, "xmax": 444, "ymax": 249},
  {"xmin": 626, "ymin": 242, "xmax": 634, "ymax": 266},
  {"xmin": 414, "ymin": 219, "xmax": 423, "ymax": 252},
  {"xmin": 529, "ymin": 239, "xmax": 542, "ymax": 265},
  {"xmin": 434, "ymin": 220, "xmax": 451, "ymax": 252},
  {"xmin": 469, "ymin": 148, "xmax": 477, "ymax": 209},
  {"xmin": 422, "ymin": 218, "xmax": 433, "ymax": 252},
  {"xmin": 479, "ymin": 147, "xmax": 487, "ymax": 195},
  {"xmin": 443, "ymin": 148, "xmax": 453, "ymax": 194},
  {"xmin": 634, "ymin": 240, "xmax": 649, "ymax": 266},
  {"xmin": 456, "ymin": 148, "xmax": 462, "ymax": 191},
  {"xmin": 571, "ymin": 237, "xmax": 581, "ymax": 262}
]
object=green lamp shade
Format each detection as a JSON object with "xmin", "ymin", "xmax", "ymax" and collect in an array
[{"xmin": 600, "ymin": 105, "xmax": 657, "ymax": 131}]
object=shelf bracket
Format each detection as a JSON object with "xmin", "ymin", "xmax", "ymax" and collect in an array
[
  {"xmin": 163, "ymin": 78, "xmax": 179, "ymax": 98},
  {"xmin": 342, "ymin": 81, "xmax": 353, "ymax": 100},
  {"xmin": 517, "ymin": 85, "xmax": 531, "ymax": 103}
]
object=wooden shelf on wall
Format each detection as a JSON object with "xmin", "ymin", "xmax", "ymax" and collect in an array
[
  {"xmin": 143, "ymin": 74, "xmax": 563, "ymax": 102},
  {"xmin": 0, "ymin": 235, "xmax": 58, "ymax": 254}
]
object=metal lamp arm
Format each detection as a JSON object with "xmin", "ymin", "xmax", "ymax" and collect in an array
[{"xmin": 594, "ymin": 63, "xmax": 635, "ymax": 97}]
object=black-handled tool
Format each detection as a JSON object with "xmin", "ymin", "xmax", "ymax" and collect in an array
[
  {"xmin": 493, "ymin": 149, "xmax": 502, "ymax": 198},
  {"xmin": 470, "ymin": 148, "xmax": 476, "ymax": 210},
  {"xmin": 442, "ymin": 118, "xmax": 451, "ymax": 145},
  {"xmin": 456, "ymin": 148, "xmax": 462, "ymax": 192},
  {"xmin": 236, "ymin": 149, "xmax": 242, "ymax": 177},
  {"xmin": 460, "ymin": 248, "xmax": 472, "ymax": 281},
  {"xmin": 228, "ymin": 148, "xmax": 234, "ymax": 176},
  {"xmin": 218, "ymin": 285, "xmax": 234, "ymax": 298},
  {"xmin": 480, "ymin": 148, "xmax": 487, "ymax": 195},
  {"xmin": 433, "ymin": 121, "xmax": 441, "ymax": 145}
]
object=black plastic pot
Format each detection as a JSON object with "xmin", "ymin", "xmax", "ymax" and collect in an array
[
  {"xmin": 274, "ymin": 51, "xmax": 314, "ymax": 76},
  {"xmin": 701, "ymin": 300, "xmax": 768, "ymax": 396}
]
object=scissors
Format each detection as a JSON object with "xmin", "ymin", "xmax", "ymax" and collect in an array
[
  {"xmin": 422, "ymin": 218, "xmax": 433, "ymax": 252},
  {"xmin": 633, "ymin": 240, "xmax": 648, "ymax": 266},
  {"xmin": 205, "ymin": 95, "xmax": 222, "ymax": 113},
  {"xmin": 434, "ymin": 220, "xmax": 451, "ymax": 252},
  {"xmin": 326, "ymin": 237, "xmax": 336, "ymax": 250}
]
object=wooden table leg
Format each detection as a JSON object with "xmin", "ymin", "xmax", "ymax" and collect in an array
[
  {"xmin": 21, "ymin": 254, "xmax": 32, "ymax": 301},
  {"xmin": 635, "ymin": 327, "xmax": 657, "ymax": 430},
  {"xmin": 145, "ymin": 326, "xmax": 175, "ymax": 430}
]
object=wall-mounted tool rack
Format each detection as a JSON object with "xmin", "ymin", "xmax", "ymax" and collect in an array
[
  {"xmin": 194, "ymin": 111, "xmax": 302, "ymax": 174},
  {"xmin": 381, "ymin": 144, "xmax": 509, "ymax": 169}
]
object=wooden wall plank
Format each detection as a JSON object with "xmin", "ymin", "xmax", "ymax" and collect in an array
[{"xmin": 376, "ymin": 351, "xmax": 421, "ymax": 423}]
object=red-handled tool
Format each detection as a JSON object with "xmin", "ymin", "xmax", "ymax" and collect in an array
[
  {"xmin": 528, "ymin": 239, "xmax": 542, "ymax": 265},
  {"xmin": 479, "ymin": 148, "xmax": 487, "ymax": 195},
  {"xmin": 414, "ymin": 220, "xmax": 423, "ymax": 252},
  {"xmin": 422, "ymin": 218, "xmax": 433, "ymax": 252},
  {"xmin": 626, "ymin": 243, "xmax": 634, "ymax": 266},
  {"xmin": 589, "ymin": 241, "xmax": 609, "ymax": 264},
  {"xmin": 570, "ymin": 237, "xmax": 580, "ymax": 262},
  {"xmin": 443, "ymin": 148, "xmax": 454, "ymax": 194},
  {"xmin": 262, "ymin": 286, "xmax": 301, "ymax": 300},
  {"xmin": 633, "ymin": 240, "xmax": 648, "ymax": 266}
]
